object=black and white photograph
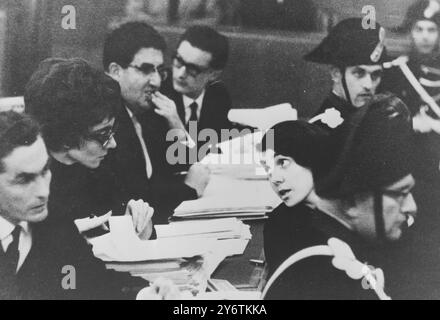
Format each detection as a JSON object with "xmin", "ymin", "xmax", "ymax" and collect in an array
[{"xmin": 0, "ymin": 0, "xmax": 439, "ymax": 304}]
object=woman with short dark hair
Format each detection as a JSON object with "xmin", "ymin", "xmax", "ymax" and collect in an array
[
  {"xmin": 25, "ymin": 58, "xmax": 153, "ymax": 239},
  {"xmin": 260, "ymin": 120, "xmax": 330, "ymax": 273}
]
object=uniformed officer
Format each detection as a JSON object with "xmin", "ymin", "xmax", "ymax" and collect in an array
[
  {"xmin": 263, "ymin": 93, "xmax": 417, "ymax": 300},
  {"xmin": 382, "ymin": 0, "xmax": 440, "ymax": 182},
  {"xmin": 305, "ymin": 18, "xmax": 389, "ymax": 130}
]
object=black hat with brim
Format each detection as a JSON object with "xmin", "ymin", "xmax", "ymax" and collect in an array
[
  {"xmin": 304, "ymin": 18, "xmax": 389, "ymax": 67},
  {"xmin": 315, "ymin": 93, "xmax": 414, "ymax": 199},
  {"xmin": 397, "ymin": 0, "xmax": 440, "ymax": 33}
]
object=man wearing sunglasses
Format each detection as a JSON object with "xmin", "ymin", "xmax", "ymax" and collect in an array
[
  {"xmin": 103, "ymin": 22, "xmax": 210, "ymax": 224},
  {"xmin": 25, "ymin": 58, "xmax": 154, "ymax": 240},
  {"xmin": 162, "ymin": 25, "xmax": 233, "ymax": 140}
]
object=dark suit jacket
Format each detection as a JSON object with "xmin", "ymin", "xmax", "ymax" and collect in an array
[
  {"xmin": 48, "ymin": 159, "xmax": 122, "ymax": 223},
  {"xmin": 264, "ymin": 202, "xmax": 316, "ymax": 275},
  {"xmin": 0, "ymin": 218, "xmax": 146, "ymax": 300},
  {"xmin": 264, "ymin": 208, "xmax": 389, "ymax": 300},
  {"xmin": 162, "ymin": 81, "xmax": 233, "ymax": 140},
  {"xmin": 100, "ymin": 104, "xmax": 197, "ymax": 224}
]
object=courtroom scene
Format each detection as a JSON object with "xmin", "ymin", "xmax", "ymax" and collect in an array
[{"xmin": 2, "ymin": 0, "xmax": 440, "ymax": 302}]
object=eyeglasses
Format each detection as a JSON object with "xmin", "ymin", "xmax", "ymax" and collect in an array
[
  {"xmin": 128, "ymin": 63, "xmax": 168, "ymax": 81},
  {"xmin": 85, "ymin": 122, "xmax": 118, "ymax": 148},
  {"xmin": 172, "ymin": 54, "xmax": 210, "ymax": 78}
]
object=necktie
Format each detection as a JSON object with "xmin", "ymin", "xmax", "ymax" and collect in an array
[
  {"xmin": 0, "ymin": 226, "xmax": 21, "ymax": 298},
  {"xmin": 131, "ymin": 114, "xmax": 153, "ymax": 179},
  {"xmin": 187, "ymin": 102, "xmax": 198, "ymax": 130},
  {"xmin": 2, "ymin": 226, "xmax": 21, "ymax": 274}
]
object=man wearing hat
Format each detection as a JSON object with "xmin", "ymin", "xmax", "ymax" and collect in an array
[
  {"xmin": 305, "ymin": 18, "xmax": 388, "ymax": 130},
  {"xmin": 263, "ymin": 94, "xmax": 417, "ymax": 300},
  {"xmin": 382, "ymin": 0, "xmax": 440, "ymax": 183}
]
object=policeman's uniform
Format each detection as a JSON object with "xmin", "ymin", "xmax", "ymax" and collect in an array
[
  {"xmin": 382, "ymin": 0, "xmax": 440, "ymax": 183},
  {"xmin": 304, "ymin": 18, "xmax": 389, "ymax": 130},
  {"xmin": 264, "ymin": 94, "xmax": 415, "ymax": 300}
]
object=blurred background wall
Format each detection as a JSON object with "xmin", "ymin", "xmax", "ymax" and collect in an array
[{"xmin": 0, "ymin": 0, "xmax": 416, "ymax": 117}]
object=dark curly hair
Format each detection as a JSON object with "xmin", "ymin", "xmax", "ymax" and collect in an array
[
  {"xmin": 0, "ymin": 111, "xmax": 41, "ymax": 173},
  {"xmin": 24, "ymin": 58, "xmax": 121, "ymax": 152},
  {"xmin": 103, "ymin": 21, "xmax": 167, "ymax": 71}
]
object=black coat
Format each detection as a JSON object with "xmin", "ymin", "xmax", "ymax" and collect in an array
[
  {"xmin": 0, "ymin": 218, "xmax": 146, "ymax": 300},
  {"xmin": 312, "ymin": 92, "xmax": 357, "ymax": 131},
  {"xmin": 264, "ymin": 209, "xmax": 392, "ymax": 300},
  {"xmin": 264, "ymin": 202, "xmax": 316, "ymax": 275},
  {"xmin": 48, "ymin": 159, "xmax": 122, "ymax": 222},
  {"xmin": 381, "ymin": 53, "xmax": 440, "ymax": 116},
  {"xmin": 100, "ymin": 104, "xmax": 197, "ymax": 224},
  {"xmin": 162, "ymin": 81, "xmax": 233, "ymax": 140}
]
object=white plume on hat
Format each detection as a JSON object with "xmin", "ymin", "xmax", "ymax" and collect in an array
[{"xmin": 424, "ymin": 0, "xmax": 440, "ymax": 18}]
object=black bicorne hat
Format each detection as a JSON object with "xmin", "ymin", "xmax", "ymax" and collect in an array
[
  {"xmin": 397, "ymin": 0, "xmax": 440, "ymax": 33},
  {"xmin": 304, "ymin": 18, "xmax": 389, "ymax": 67},
  {"xmin": 315, "ymin": 93, "xmax": 415, "ymax": 199}
]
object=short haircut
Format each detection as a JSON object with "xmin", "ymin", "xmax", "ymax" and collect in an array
[
  {"xmin": 25, "ymin": 58, "xmax": 121, "ymax": 152},
  {"xmin": 0, "ymin": 111, "xmax": 41, "ymax": 173},
  {"xmin": 177, "ymin": 26, "xmax": 229, "ymax": 70},
  {"xmin": 103, "ymin": 21, "xmax": 167, "ymax": 71},
  {"xmin": 260, "ymin": 120, "xmax": 330, "ymax": 178}
]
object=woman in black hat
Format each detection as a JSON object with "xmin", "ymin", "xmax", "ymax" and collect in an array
[
  {"xmin": 263, "ymin": 94, "xmax": 417, "ymax": 300},
  {"xmin": 259, "ymin": 121, "xmax": 330, "ymax": 274}
]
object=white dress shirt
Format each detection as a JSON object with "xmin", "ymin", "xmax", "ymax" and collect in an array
[
  {"xmin": 183, "ymin": 91, "xmax": 205, "ymax": 124},
  {"xmin": 126, "ymin": 107, "xmax": 153, "ymax": 179},
  {"xmin": 0, "ymin": 216, "xmax": 32, "ymax": 272}
]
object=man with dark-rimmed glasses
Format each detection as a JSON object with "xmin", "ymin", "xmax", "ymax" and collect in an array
[
  {"xmin": 162, "ymin": 25, "xmax": 233, "ymax": 139},
  {"xmin": 103, "ymin": 22, "xmax": 210, "ymax": 224}
]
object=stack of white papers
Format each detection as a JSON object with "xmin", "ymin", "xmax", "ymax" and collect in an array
[
  {"xmin": 155, "ymin": 218, "xmax": 251, "ymax": 240},
  {"xmin": 201, "ymin": 131, "xmax": 267, "ymax": 180},
  {"xmin": 89, "ymin": 216, "xmax": 248, "ymax": 293},
  {"xmin": 155, "ymin": 218, "xmax": 252, "ymax": 257},
  {"xmin": 90, "ymin": 216, "xmax": 214, "ymax": 262},
  {"xmin": 89, "ymin": 216, "xmax": 219, "ymax": 293},
  {"xmin": 172, "ymin": 175, "xmax": 281, "ymax": 220}
]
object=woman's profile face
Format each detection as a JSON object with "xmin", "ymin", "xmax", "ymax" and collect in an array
[
  {"xmin": 261, "ymin": 150, "xmax": 314, "ymax": 207},
  {"xmin": 66, "ymin": 117, "xmax": 117, "ymax": 169}
]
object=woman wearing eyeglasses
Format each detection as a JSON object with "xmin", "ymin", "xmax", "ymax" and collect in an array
[
  {"xmin": 259, "ymin": 120, "xmax": 330, "ymax": 274},
  {"xmin": 24, "ymin": 58, "xmax": 154, "ymax": 240}
]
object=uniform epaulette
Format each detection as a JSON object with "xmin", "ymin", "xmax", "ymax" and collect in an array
[{"xmin": 262, "ymin": 237, "xmax": 391, "ymax": 300}]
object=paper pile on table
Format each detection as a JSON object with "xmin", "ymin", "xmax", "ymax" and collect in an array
[
  {"xmin": 172, "ymin": 175, "xmax": 281, "ymax": 221},
  {"xmin": 155, "ymin": 218, "xmax": 252, "ymax": 257},
  {"xmin": 89, "ymin": 216, "xmax": 252, "ymax": 293},
  {"xmin": 89, "ymin": 216, "xmax": 220, "ymax": 293},
  {"xmin": 200, "ymin": 131, "xmax": 267, "ymax": 180}
]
